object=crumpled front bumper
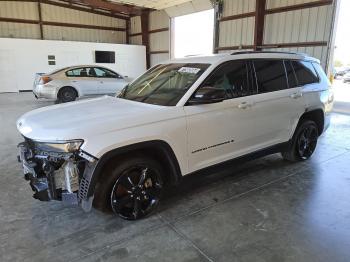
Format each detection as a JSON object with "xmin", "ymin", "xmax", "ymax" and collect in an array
[{"xmin": 17, "ymin": 141, "xmax": 97, "ymax": 210}]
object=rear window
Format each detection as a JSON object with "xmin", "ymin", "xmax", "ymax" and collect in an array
[
  {"xmin": 253, "ymin": 60, "xmax": 288, "ymax": 93},
  {"xmin": 48, "ymin": 67, "xmax": 69, "ymax": 75},
  {"xmin": 291, "ymin": 61, "xmax": 319, "ymax": 85}
]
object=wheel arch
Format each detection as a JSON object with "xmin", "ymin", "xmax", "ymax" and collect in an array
[
  {"xmin": 86, "ymin": 140, "xmax": 182, "ymax": 198},
  {"xmin": 297, "ymin": 108, "xmax": 325, "ymax": 136}
]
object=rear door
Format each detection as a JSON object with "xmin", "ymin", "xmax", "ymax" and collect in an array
[
  {"xmin": 94, "ymin": 67, "xmax": 128, "ymax": 95},
  {"xmin": 250, "ymin": 59, "xmax": 306, "ymax": 148},
  {"xmin": 65, "ymin": 67, "xmax": 99, "ymax": 95}
]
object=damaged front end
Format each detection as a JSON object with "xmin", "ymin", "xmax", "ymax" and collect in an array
[{"xmin": 17, "ymin": 138, "xmax": 97, "ymax": 211}]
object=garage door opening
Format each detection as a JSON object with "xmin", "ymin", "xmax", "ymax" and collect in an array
[{"xmin": 173, "ymin": 9, "xmax": 214, "ymax": 58}]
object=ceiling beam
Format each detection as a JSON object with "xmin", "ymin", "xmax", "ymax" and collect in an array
[
  {"xmin": 72, "ymin": 0, "xmax": 142, "ymax": 15},
  {"xmin": 2, "ymin": 0, "xmax": 130, "ymax": 19}
]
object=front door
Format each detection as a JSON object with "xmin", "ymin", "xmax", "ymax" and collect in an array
[
  {"xmin": 184, "ymin": 60, "xmax": 259, "ymax": 172},
  {"xmin": 94, "ymin": 67, "xmax": 128, "ymax": 95},
  {"xmin": 66, "ymin": 67, "xmax": 99, "ymax": 95}
]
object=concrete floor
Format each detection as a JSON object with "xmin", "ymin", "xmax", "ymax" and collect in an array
[{"xmin": 1, "ymin": 93, "xmax": 350, "ymax": 262}]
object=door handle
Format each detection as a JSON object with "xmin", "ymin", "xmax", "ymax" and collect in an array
[
  {"xmin": 290, "ymin": 93, "xmax": 302, "ymax": 99},
  {"xmin": 100, "ymin": 81, "xmax": 104, "ymax": 84},
  {"xmin": 71, "ymin": 80, "xmax": 77, "ymax": 83},
  {"xmin": 238, "ymin": 102, "xmax": 252, "ymax": 109}
]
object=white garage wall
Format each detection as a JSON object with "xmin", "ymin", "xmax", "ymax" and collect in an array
[
  {"xmin": 0, "ymin": 38, "xmax": 146, "ymax": 93},
  {"xmin": 0, "ymin": 1, "xmax": 127, "ymax": 43}
]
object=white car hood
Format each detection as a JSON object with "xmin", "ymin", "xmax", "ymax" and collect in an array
[{"xmin": 17, "ymin": 96, "xmax": 182, "ymax": 141}]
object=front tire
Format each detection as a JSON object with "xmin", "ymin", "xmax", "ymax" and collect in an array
[
  {"xmin": 282, "ymin": 120, "xmax": 319, "ymax": 162},
  {"xmin": 94, "ymin": 156, "xmax": 164, "ymax": 220}
]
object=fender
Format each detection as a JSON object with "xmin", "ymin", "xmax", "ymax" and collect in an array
[{"xmin": 79, "ymin": 140, "xmax": 182, "ymax": 211}]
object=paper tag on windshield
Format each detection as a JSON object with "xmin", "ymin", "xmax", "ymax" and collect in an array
[{"xmin": 178, "ymin": 67, "xmax": 201, "ymax": 74}]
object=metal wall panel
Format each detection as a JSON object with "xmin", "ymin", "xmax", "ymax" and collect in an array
[
  {"xmin": 263, "ymin": 46, "xmax": 328, "ymax": 68},
  {"xmin": 149, "ymin": 11, "xmax": 170, "ymax": 66},
  {"xmin": 0, "ymin": 1, "xmax": 38, "ymax": 19},
  {"xmin": 0, "ymin": 22, "xmax": 41, "ymax": 39},
  {"xmin": 43, "ymin": 26, "xmax": 126, "ymax": 44},
  {"xmin": 149, "ymin": 10, "xmax": 168, "ymax": 30},
  {"xmin": 129, "ymin": 15, "xmax": 142, "ymax": 45},
  {"xmin": 219, "ymin": 17, "xmax": 255, "ymax": 47},
  {"xmin": 41, "ymin": 4, "xmax": 126, "ymax": 28},
  {"xmin": 150, "ymin": 53, "xmax": 169, "ymax": 66},
  {"xmin": 264, "ymin": 6, "xmax": 333, "ymax": 44},
  {"xmin": 222, "ymin": 0, "xmax": 255, "ymax": 17},
  {"xmin": 130, "ymin": 16, "xmax": 141, "ymax": 34},
  {"xmin": 0, "ymin": 1, "xmax": 126, "ymax": 43},
  {"xmin": 130, "ymin": 35, "xmax": 142, "ymax": 45},
  {"xmin": 266, "ymin": 0, "xmax": 320, "ymax": 9},
  {"xmin": 150, "ymin": 31, "xmax": 169, "ymax": 51}
]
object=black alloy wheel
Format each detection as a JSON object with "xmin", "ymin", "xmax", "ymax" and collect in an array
[
  {"xmin": 296, "ymin": 124, "xmax": 318, "ymax": 160},
  {"xmin": 282, "ymin": 120, "xmax": 319, "ymax": 162},
  {"xmin": 110, "ymin": 165, "xmax": 163, "ymax": 220}
]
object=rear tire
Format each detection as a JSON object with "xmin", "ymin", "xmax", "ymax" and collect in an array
[
  {"xmin": 93, "ymin": 155, "xmax": 164, "ymax": 220},
  {"xmin": 282, "ymin": 120, "xmax": 319, "ymax": 162},
  {"xmin": 58, "ymin": 87, "xmax": 77, "ymax": 103}
]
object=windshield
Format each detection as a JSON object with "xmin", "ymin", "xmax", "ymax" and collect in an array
[{"xmin": 118, "ymin": 63, "xmax": 210, "ymax": 106}]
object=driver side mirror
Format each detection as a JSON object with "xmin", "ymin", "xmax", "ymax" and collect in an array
[{"xmin": 187, "ymin": 86, "xmax": 226, "ymax": 105}]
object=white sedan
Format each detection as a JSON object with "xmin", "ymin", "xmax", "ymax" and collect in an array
[{"xmin": 33, "ymin": 65, "xmax": 129, "ymax": 102}]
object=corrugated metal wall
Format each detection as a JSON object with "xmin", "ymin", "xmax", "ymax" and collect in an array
[
  {"xmin": 129, "ymin": 10, "xmax": 170, "ymax": 67},
  {"xmin": 217, "ymin": 0, "xmax": 336, "ymax": 69},
  {"xmin": 149, "ymin": 10, "xmax": 170, "ymax": 66},
  {"xmin": 263, "ymin": 4, "xmax": 334, "ymax": 68},
  {"xmin": 0, "ymin": 1, "xmax": 127, "ymax": 43},
  {"xmin": 218, "ymin": 0, "xmax": 255, "ymax": 51}
]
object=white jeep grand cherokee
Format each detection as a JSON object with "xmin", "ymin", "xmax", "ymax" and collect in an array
[{"xmin": 17, "ymin": 51, "xmax": 333, "ymax": 220}]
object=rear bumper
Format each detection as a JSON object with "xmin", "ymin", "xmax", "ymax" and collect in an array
[{"xmin": 33, "ymin": 84, "xmax": 57, "ymax": 99}]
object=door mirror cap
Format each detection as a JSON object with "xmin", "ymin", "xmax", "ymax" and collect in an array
[{"xmin": 187, "ymin": 87, "xmax": 226, "ymax": 105}]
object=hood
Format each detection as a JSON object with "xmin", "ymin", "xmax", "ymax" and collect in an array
[{"xmin": 17, "ymin": 96, "xmax": 182, "ymax": 141}]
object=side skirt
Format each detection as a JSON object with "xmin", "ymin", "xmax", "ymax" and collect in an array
[{"xmin": 186, "ymin": 141, "xmax": 290, "ymax": 177}]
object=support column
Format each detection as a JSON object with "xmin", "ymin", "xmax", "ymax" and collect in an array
[
  {"xmin": 38, "ymin": 0, "xmax": 44, "ymax": 40},
  {"xmin": 141, "ymin": 10, "xmax": 150, "ymax": 69},
  {"xmin": 254, "ymin": 0, "xmax": 266, "ymax": 51},
  {"xmin": 125, "ymin": 18, "xmax": 130, "ymax": 44}
]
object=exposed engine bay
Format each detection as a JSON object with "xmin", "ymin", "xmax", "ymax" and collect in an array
[{"xmin": 17, "ymin": 138, "xmax": 96, "ymax": 209}]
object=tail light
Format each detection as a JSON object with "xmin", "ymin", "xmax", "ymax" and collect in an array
[{"xmin": 40, "ymin": 76, "xmax": 52, "ymax": 85}]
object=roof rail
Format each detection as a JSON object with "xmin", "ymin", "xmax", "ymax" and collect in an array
[{"xmin": 230, "ymin": 51, "xmax": 305, "ymax": 56}]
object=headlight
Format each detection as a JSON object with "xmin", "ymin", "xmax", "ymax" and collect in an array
[{"xmin": 34, "ymin": 140, "xmax": 84, "ymax": 153}]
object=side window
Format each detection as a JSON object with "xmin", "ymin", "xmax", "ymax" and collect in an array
[
  {"xmin": 284, "ymin": 60, "xmax": 298, "ymax": 88},
  {"xmin": 291, "ymin": 61, "xmax": 319, "ymax": 85},
  {"xmin": 253, "ymin": 60, "xmax": 288, "ymax": 93},
  {"xmin": 199, "ymin": 60, "xmax": 253, "ymax": 99},
  {"xmin": 66, "ymin": 67, "xmax": 95, "ymax": 77},
  {"xmin": 94, "ymin": 67, "xmax": 119, "ymax": 78}
]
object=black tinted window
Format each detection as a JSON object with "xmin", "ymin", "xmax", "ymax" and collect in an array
[
  {"xmin": 291, "ymin": 61, "xmax": 319, "ymax": 85},
  {"xmin": 284, "ymin": 60, "xmax": 298, "ymax": 88},
  {"xmin": 201, "ymin": 60, "xmax": 254, "ymax": 99},
  {"xmin": 253, "ymin": 60, "xmax": 288, "ymax": 93}
]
